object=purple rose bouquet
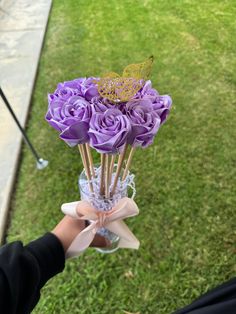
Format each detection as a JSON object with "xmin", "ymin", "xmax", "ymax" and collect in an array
[
  {"xmin": 46, "ymin": 77, "xmax": 171, "ymax": 191},
  {"xmin": 45, "ymin": 58, "xmax": 172, "ymax": 255}
]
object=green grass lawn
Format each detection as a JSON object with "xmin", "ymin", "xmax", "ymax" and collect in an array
[{"xmin": 7, "ymin": 0, "xmax": 236, "ymax": 313}]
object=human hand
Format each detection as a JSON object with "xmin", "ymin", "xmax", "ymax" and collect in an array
[{"xmin": 52, "ymin": 215, "xmax": 108, "ymax": 254}]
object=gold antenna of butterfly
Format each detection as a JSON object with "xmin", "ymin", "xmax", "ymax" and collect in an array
[{"xmin": 96, "ymin": 56, "xmax": 154, "ymax": 103}]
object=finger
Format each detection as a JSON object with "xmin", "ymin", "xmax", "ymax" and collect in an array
[{"xmin": 90, "ymin": 234, "xmax": 110, "ymax": 248}]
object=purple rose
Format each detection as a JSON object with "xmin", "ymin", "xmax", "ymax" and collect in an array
[
  {"xmin": 134, "ymin": 80, "xmax": 159, "ymax": 100},
  {"xmin": 81, "ymin": 77, "xmax": 99, "ymax": 101},
  {"xmin": 48, "ymin": 79, "xmax": 84, "ymax": 103},
  {"xmin": 48, "ymin": 77, "xmax": 99, "ymax": 103},
  {"xmin": 63, "ymin": 78, "xmax": 86, "ymax": 89},
  {"xmin": 140, "ymin": 80, "xmax": 159, "ymax": 99},
  {"xmin": 125, "ymin": 99, "xmax": 161, "ymax": 148},
  {"xmin": 89, "ymin": 108, "xmax": 131, "ymax": 154},
  {"xmin": 46, "ymin": 95, "xmax": 92, "ymax": 146},
  {"xmin": 90, "ymin": 96, "xmax": 114, "ymax": 113},
  {"xmin": 48, "ymin": 86, "xmax": 75, "ymax": 102},
  {"xmin": 152, "ymin": 95, "xmax": 172, "ymax": 124},
  {"xmin": 133, "ymin": 80, "xmax": 172, "ymax": 125}
]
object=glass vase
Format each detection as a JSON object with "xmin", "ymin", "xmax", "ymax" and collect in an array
[{"xmin": 78, "ymin": 165, "xmax": 128, "ymax": 254}]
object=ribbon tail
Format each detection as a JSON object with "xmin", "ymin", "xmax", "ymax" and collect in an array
[
  {"xmin": 66, "ymin": 222, "xmax": 97, "ymax": 259},
  {"xmin": 106, "ymin": 220, "xmax": 140, "ymax": 250},
  {"xmin": 110, "ymin": 197, "xmax": 139, "ymax": 221},
  {"xmin": 61, "ymin": 201, "xmax": 79, "ymax": 218}
]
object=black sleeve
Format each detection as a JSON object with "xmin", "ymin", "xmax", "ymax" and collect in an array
[
  {"xmin": 0, "ymin": 233, "xmax": 65, "ymax": 314},
  {"xmin": 174, "ymin": 277, "xmax": 236, "ymax": 314}
]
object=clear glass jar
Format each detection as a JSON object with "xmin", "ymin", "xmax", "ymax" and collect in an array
[{"xmin": 78, "ymin": 165, "xmax": 128, "ymax": 254}]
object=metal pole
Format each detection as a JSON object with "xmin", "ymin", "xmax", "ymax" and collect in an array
[{"xmin": 0, "ymin": 87, "xmax": 48, "ymax": 170}]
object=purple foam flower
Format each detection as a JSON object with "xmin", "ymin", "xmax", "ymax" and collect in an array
[
  {"xmin": 48, "ymin": 77, "xmax": 99, "ymax": 103},
  {"xmin": 90, "ymin": 96, "xmax": 114, "ymax": 113},
  {"xmin": 63, "ymin": 78, "xmax": 86, "ymax": 89},
  {"xmin": 133, "ymin": 80, "xmax": 172, "ymax": 124},
  {"xmin": 49, "ymin": 86, "xmax": 75, "ymax": 101},
  {"xmin": 89, "ymin": 108, "xmax": 131, "ymax": 154},
  {"xmin": 134, "ymin": 80, "xmax": 159, "ymax": 101},
  {"xmin": 125, "ymin": 99, "xmax": 161, "ymax": 148},
  {"xmin": 46, "ymin": 95, "xmax": 92, "ymax": 146},
  {"xmin": 80, "ymin": 77, "xmax": 100, "ymax": 101},
  {"xmin": 46, "ymin": 77, "xmax": 171, "ymax": 150},
  {"xmin": 140, "ymin": 80, "xmax": 159, "ymax": 99},
  {"xmin": 152, "ymin": 95, "xmax": 172, "ymax": 124}
]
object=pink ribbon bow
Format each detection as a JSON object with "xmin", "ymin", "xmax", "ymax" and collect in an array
[{"xmin": 61, "ymin": 197, "xmax": 140, "ymax": 258}]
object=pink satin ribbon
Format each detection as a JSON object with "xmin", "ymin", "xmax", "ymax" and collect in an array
[{"xmin": 61, "ymin": 197, "xmax": 140, "ymax": 258}]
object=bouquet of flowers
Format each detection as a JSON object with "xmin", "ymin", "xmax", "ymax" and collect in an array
[{"xmin": 45, "ymin": 57, "xmax": 172, "ymax": 258}]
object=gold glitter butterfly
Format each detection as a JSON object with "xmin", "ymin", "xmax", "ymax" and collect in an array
[{"xmin": 96, "ymin": 56, "xmax": 154, "ymax": 103}]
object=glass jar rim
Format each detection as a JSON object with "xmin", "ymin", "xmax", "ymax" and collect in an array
[{"xmin": 78, "ymin": 164, "xmax": 129, "ymax": 199}]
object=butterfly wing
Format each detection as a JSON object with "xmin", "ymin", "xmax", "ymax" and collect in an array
[
  {"xmin": 96, "ymin": 72, "xmax": 121, "ymax": 102},
  {"xmin": 96, "ymin": 56, "xmax": 154, "ymax": 102},
  {"xmin": 122, "ymin": 56, "xmax": 154, "ymax": 80},
  {"xmin": 97, "ymin": 76, "xmax": 142, "ymax": 102}
]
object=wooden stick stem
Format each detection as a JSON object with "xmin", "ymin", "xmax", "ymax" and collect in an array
[
  {"xmin": 100, "ymin": 154, "xmax": 105, "ymax": 196},
  {"xmin": 122, "ymin": 147, "xmax": 135, "ymax": 180},
  {"xmin": 78, "ymin": 144, "xmax": 85, "ymax": 165},
  {"xmin": 111, "ymin": 143, "xmax": 128, "ymax": 196},
  {"xmin": 86, "ymin": 143, "xmax": 95, "ymax": 177},
  {"xmin": 79, "ymin": 144, "xmax": 94, "ymax": 193},
  {"xmin": 109, "ymin": 155, "xmax": 116, "ymax": 186},
  {"xmin": 117, "ymin": 151, "xmax": 123, "ymax": 168},
  {"xmin": 105, "ymin": 154, "xmax": 110, "ymax": 198}
]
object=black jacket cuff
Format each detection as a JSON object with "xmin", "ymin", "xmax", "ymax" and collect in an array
[{"xmin": 26, "ymin": 232, "xmax": 65, "ymax": 287}]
